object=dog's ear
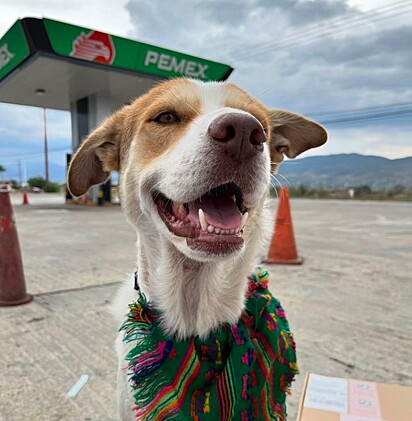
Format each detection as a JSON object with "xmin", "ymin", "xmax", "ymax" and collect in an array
[
  {"xmin": 268, "ymin": 109, "xmax": 327, "ymax": 171},
  {"xmin": 67, "ymin": 108, "xmax": 128, "ymax": 197}
]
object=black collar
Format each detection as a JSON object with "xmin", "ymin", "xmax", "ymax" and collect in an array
[{"xmin": 134, "ymin": 271, "xmax": 140, "ymax": 291}]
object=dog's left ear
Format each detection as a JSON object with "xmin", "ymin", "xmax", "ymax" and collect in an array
[
  {"xmin": 67, "ymin": 107, "xmax": 128, "ymax": 197},
  {"xmin": 268, "ymin": 110, "xmax": 327, "ymax": 171}
]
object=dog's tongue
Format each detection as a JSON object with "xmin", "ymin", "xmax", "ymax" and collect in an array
[{"xmin": 188, "ymin": 194, "xmax": 241, "ymax": 230}]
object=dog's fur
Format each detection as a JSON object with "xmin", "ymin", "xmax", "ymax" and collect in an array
[{"xmin": 67, "ymin": 78, "xmax": 327, "ymax": 420}]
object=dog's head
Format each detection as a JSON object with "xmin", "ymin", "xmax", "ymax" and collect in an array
[{"xmin": 68, "ymin": 79, "xmax": 326, "ymax": 261}]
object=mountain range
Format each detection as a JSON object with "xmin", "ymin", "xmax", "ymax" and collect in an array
[
  {"xmin": 1, "ymin": 153, "xmax": 411, "ymax": 190},
  {"xmin": 1, "ymin": 161, "xmax": 67, "ymax": 183},
  {"xmin": 277, "ymin": 153, "xmax": 412, "ymax": 190}
]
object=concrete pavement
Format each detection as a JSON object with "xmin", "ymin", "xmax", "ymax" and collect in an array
[{"xmin": 1, "ymin": 194, "xmax": 411, "ymax": 420}]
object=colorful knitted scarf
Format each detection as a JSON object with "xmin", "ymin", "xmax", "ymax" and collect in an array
[{"xmin": 120, "ymin": 267, "xmax": 298, "ymax": 421}]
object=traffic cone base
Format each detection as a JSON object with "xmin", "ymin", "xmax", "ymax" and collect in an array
[
  {"xmin": 0, "ymin": 187, "xmax": 32, "ymax": 307},
  {"xmin": 263, "ymin": 256, "xmax": 303, "ymax": 265},
  {"xmin": 0, "ymin": 294, "xmax": 33, "ymax": 307},
  {"xmin": 263, "ymin": 187, "xmax": 303, "ymax": 265}
]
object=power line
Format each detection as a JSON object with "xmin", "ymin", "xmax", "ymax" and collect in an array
[
  {"xmin": 319, "ymin": 108, "xmax": 412, "ymax": 125},
  {"xmin": 232, "ymin": 0, "xmax": 412, "ymax": 61},
  {"xmin": 1, "ymin": 102, "xmax": 412, "ymax": 163},
  {"xmin": 0, "ymin": 146, "xmax": 71, "ymax": 160},
  {"xmin": 209, "ymin": 0, "xmax": 411, "ymax": 53},
  {"xmin": 307, "ymin": 100, "xmax": 412, "ymax": 117},
  {"xmin": 232, "ymin": 0, "xmax": 412, "ymax": 60},
  {"xmin": 1, "ymin": 100, "xmax": 412, "ymax": 162}
]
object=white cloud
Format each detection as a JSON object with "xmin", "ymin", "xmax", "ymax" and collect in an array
[
  {"xmin": 348, "ymin": 0, "xmax": 396, "ymax": 11},
  {"xmin": 301, "ymin": 124, "xmax": 412, "ymax": 159},
  {"xmin": 0, "ymin": 0, "xmax": 132, "ymax": 37},
  {"xmin": 0, "ymin": 104, "xmax": 70, "ymax": 146},
  {"xmin": 0, "ymin": 0, "xmax": 411, "ymax": 167}
]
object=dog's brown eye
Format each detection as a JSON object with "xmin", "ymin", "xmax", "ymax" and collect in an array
[{"xmin": 155, "ymin": 112, "xmax": 180, "ymax": 124}]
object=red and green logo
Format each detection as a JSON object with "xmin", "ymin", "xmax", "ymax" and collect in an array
[
  {"xmin": 70, "ymin": 30, "xmax": 115, "ymax": 64},
  {"xmin": 0, "ymin": 21, "xmax": 30, "ymax": 82},
  {"xmin": 0, "ymin": 44, "xmax": 14, "ymax": 70},
  {"xmin": 44, "ymin": 19, "xmax": 232, "ymax": 81}
]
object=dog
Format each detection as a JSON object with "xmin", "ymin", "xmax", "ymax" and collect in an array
[{"xmin": 67, "ymin": 78, "xmax": 327, "ymax": 420}]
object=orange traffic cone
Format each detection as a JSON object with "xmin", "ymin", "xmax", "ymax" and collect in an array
[
  {"xmin": 0, "ymin": 186, "xmax": 33, "ymax": 306},
  {"xmin": 263, "ymin": 187, "xmax": 303, "ymax": 265},
  {"xmin": 22, "ymin": 191, "xmax": 29, "ymax": 205}
]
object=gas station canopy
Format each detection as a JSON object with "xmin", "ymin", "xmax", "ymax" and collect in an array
[
  {"xmin": 0, "ymin": 18, "xmax": 233, "ymax": 204},
  {"xmin": 0, "ymin": 18, "xmax": 233, "ymax": 111}
]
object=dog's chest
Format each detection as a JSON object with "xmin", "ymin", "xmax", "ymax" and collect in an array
[{"xmin": 120, "ymin": 268, "xmax": 298, "ymax": 420}]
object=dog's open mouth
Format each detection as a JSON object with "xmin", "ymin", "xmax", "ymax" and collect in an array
[{"xmin": 153, "ymin": 182, "xmax": 248, "ymax": 254}]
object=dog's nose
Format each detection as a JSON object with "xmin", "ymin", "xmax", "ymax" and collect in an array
[{"xmin": 208, "ymin": 113, "xmax": 266, "ymax": 161}]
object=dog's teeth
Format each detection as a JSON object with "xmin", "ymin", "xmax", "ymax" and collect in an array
[
  {"xmin": 172, "ymin": 202, "xmax": 188, "ymax": 219},
  {"xmin": 215, "ymin": 227, "xmax": 221, "ymax": 234},
  {"xmin": 231, "ymin": 195, "xmax": 236, "ymax": 203},
  {"xmin": 240, "ymin": 212, "xmax": 249, "ymax": 230},
  {"xmin": 207, "ymin": 225, "xmax": 214, "ymax": 233},
  {"xmin": 179, "ymin": 204, "xmax": 187, "ymax": 215},
  {"xmin": 230, "ymin": 229, "xmax": 235, "ymax": 234},
  {"xmin": 235, "ymin": 226, "xmax": 240, "ymax": 233},
  {"xmin": 198, "ymin": 209, "xmax": 207, "ymax": 231}
]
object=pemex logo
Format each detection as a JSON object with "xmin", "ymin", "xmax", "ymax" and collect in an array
[
  {"xmin": 70, "ymin": 31, "xmax": 115, "ymax": 65},
  {"xmin": 0, "ymin": 44, "xmax": 14, "ymax": 70}
]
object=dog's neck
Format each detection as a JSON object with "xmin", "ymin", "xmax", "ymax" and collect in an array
[{"xmin": 136, "ymin": 229, "xmax": 262, "ymax": 339}]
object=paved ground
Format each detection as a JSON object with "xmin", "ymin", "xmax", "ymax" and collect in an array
[{"xmin": 1, "ymin": 193, "xmax": 412, "ymax": 420}]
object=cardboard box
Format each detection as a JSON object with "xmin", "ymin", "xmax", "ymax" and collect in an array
[{"xmin": 296, "ymin": 373, "xmax": 412, "ymax": 421}]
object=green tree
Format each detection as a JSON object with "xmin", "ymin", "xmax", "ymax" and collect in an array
[
  {"xmin": 387, "ymin": 185, "xmax": 406, "ymax": 198},
  {"xmin": 27, "ymin": 177, "xmax": 46, "ymax": 189},
  {"xmin": 10, "ymin": 180, "xmax": 20, "ymax": 189},
  {"xmin": 44, "ymin": 182, "xmax": 61, "ymax": 193},
  {"xmin": 354, "ymin": 185, "xmax": 372, "ymax": 197},
  {"xmin": 0, "ymin": 164, "xmax": 5, "ymax": 174}
]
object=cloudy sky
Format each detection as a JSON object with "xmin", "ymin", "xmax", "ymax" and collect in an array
[{"xmin": 0, "ymin": 0, "xmax": 411, "ymax": 181}]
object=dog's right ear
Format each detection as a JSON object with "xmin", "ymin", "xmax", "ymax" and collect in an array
[
  {"xmin": 268, "ymin": 110, "xmax": 327, "ymax": 172},
  {"xmin": 67, "ymin": 108, "xmax": 128, "ymax": 197}
]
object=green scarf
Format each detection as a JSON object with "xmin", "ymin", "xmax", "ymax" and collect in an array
[{"xmin": 120, "ymin": 267, "xmax": 298, "ymax": 420}]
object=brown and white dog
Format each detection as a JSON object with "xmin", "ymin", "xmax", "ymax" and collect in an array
[{"xmin": 67, "ymin": 78, "xmax": 327, "ymax": 420}]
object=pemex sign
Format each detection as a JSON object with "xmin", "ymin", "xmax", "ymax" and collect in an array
[
  {"xmin": 0, "ymin": 18, "xmax": 233, "ymax": 110},
  {"xmin": 0, "ymin": 21, "xmax": 30, "ymax": 82},
  {"xmin": 44, "ymin": 19, "xmax": 232, "ymax": 81},
  {"xmin": 70, "ymin": 30, "xmax": 116, "ymax": 65}
]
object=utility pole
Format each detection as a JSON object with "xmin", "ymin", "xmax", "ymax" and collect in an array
[
  {"xmin": 18, "ymin": 160, "xmax": 22, "ymax": 184},
  {"xmin": 22, "ymin": 160, "xmax": 27, "ymax": 185},
  {"xmin": 43, "ymin": 107, "xmax": 49, "ymax": 185}
]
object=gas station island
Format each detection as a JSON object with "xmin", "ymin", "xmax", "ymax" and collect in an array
[{"xmin": 0, "ymin": 18, "xmax": 233, "ymax": 203}]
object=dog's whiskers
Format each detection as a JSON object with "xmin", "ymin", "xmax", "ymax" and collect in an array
[
  {"xmin": 269, "ymin": 159, "xmax": 285, "ymax": 166},
  {"xmin": 245, "ymin": 86, "xmax": 279, "ymax": 116},
  {"xmin": 273, "ymin": 160, "xmax": 304, "ymax": 166},
  {"xmin": 148, "ymin": 179, "xmax": 167, "ymax": 195},
  {"xmin": 259, "ymin": 110, "xmax": 281, "ymax": 127},
  {"xmin": 276, "ymin": 172, "xmax": 291, "ymax": 187},
  {"xmin": 271, "ymin": 174, "xmax": 282, "ymax": 188}
]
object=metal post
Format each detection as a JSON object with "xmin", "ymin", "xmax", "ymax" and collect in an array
[
  {"xmin": 43, "ymin": 107, "xmax": 49, "ymax": 185},
  {"xmin": 18, "ymin": 160, "xmax": 22, "ymax": 184}
]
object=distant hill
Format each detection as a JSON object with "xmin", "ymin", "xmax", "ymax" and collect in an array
[
  {"xmin": 276, "ymin": 153, "xmax": 412, "ymax": 190},
  {"xmin": 2, "ymin": 153, "xmax": 412, "ymax": 189},
  {"xmin": 1, "ymin": 161, "xmax": 67, "ymax": 183}
]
